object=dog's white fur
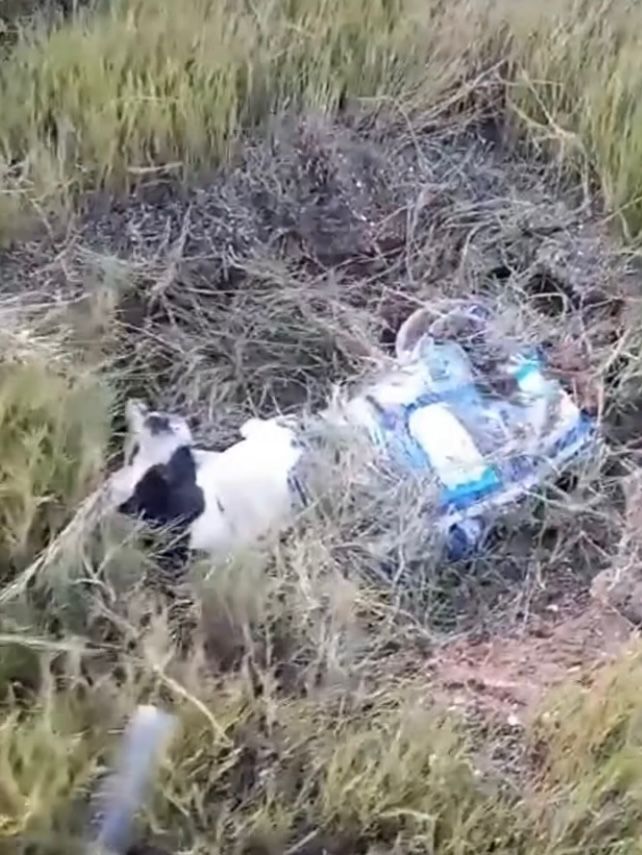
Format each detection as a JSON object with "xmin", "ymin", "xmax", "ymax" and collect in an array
[{"xmin": 190, "ymin": 417, "xmax": 302, "ymax": 553}]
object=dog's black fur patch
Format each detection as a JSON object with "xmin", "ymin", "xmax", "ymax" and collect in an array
[
  {"xmin": 118, "ymin": 445, "xmax": 205, "ymax": 529},
  {"xmin": 126, "ymin": 441, "xmax": 140, "ymax": 466},
  {"xmin": 144, "ymin": 413, "xmax": 172, "ymax": 436}
]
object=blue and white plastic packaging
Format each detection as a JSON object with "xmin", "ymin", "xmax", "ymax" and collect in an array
[{"xmin": 342, "ymin": 302, "xmax": 597, "ymax": 559}]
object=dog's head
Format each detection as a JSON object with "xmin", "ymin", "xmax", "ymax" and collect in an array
[
  {"xmin": 109, "ymin": 400, "xmax": 204, "ymax": 528},
  {"xmin": 122, "ymin": 399, "xmax": 193, "ymax": 465}
]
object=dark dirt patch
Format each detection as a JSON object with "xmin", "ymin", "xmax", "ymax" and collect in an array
[{"xmin": 2, "ymin": 111, "xmax": 640, "ymax": 648}]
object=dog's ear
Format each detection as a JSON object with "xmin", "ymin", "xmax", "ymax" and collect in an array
[
  {"xmin": 125, "ymin": 399, "xmax": 149, "ymax": 435},
  {"xmin": 163, "ymin": 446, "xmax": 196, "ymax": 487},
  {"xmin": 118, "ymin": 447, "xmax": 204, "ymax": 527},
  {"xmin": 163, "ymin": 447, "xmax": 205, "ymax": 524},
  {"xmin": 117, "ymin": 464, "xmax": 170, "ymax": 520}
]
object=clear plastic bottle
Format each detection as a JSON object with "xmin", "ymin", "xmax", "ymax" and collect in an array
[
  {"xmin": 410, "ymin": 337, "xmax": 510, "ymax": 460},
  {"xmin": 363, "ymin": 337, "xmax": 503, "ymax": 511}
]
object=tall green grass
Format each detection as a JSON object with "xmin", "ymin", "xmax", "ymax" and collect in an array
[
  {"xmin": 4, "ymin": 1, "xmax": 642, "ymax": 235},
  {"xmin": 0, "ymin": 0, "xmax": 500, "ymax": 228},
  {"xmin": 0, "ymin": 350, "xmax": 109, "ymax": 573},
  {"xmin": 506, "ymin": 0, "xmax": 642, "ymax": 237},
  {"xmin": 0, "ymin": 0, "xmax": 434, "ymax": 173}
]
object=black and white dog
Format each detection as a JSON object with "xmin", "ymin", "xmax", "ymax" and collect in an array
[{"xmin": 109, "ymin": 399, "xmax": 304, "ymax": 556}]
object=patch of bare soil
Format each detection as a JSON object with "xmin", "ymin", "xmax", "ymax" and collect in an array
[
  {"xmin": 2, "ymin": 112, "xmax": 641, "ymax": 701},
  {"xmin": 429, "ymin": 602, "xmax": 635, "ymax": 724}
]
